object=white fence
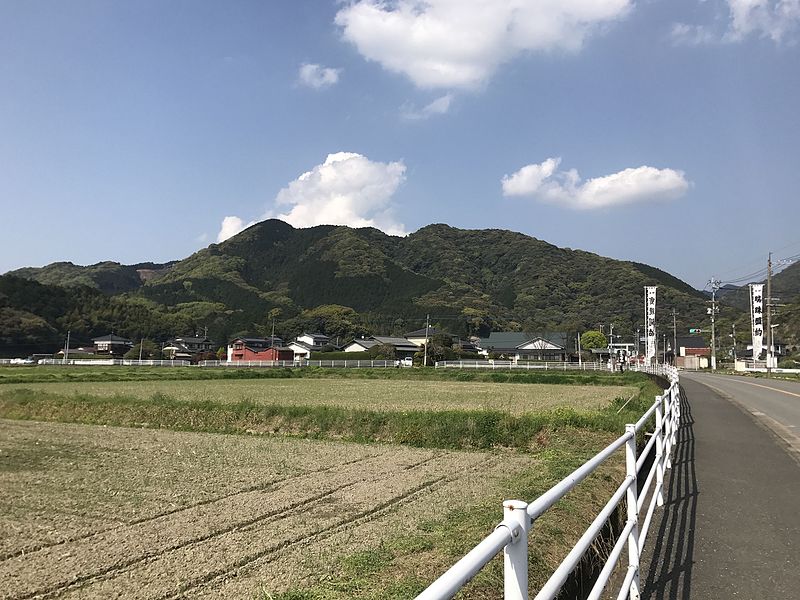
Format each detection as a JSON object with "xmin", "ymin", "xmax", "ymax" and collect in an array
[
  {"xmin": 27, "ymin": 359, "xmax": 401, "ymax": 369},
  {"xmin": 197, "ymin": 359, "xmax": 404, "ymax": 368},
  {"xmin": 436, "ymin": 360, "xmax": 610, "ymax": 371},
  {"xmin": 38, "ymin": 359, "xmax": 191, "ymax": 367},
  {"xmin": 416, "ymin": 364, "xmax": 681, "ymax": 600},
  {"xmin": 737, "ymin": 360, "xmax": 800, "ymax": 374}
]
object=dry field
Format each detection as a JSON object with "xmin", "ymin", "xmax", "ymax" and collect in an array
[
  {"xmin": 0, "ymin": 418, "xmax": 543, "ymax": 599},
  {"xmin": 4, "ymin": 378, "xmax": 636, "ymax": 415}
]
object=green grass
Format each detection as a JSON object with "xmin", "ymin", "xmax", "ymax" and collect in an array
[
  {"xmin": 2, "ymin": 378, "xmax": 636, "ymax": 415},
  {"xmin": 0, "ymin": 365, "xmax": 650, "ymax": 386},
  {"xmin": 0, "ymin": 377, "xmax": 660, "ymax": 451}
]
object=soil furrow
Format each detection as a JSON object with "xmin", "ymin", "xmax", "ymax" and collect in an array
[
  {"xmin": 177, "ymin": 455, "xmax": 503, "ymax": 598},
  {"xmin": 46, "ymin": 453, "xmax": 485, "ymax": 599},
  {"xmin": 0, "ymin": 450, "xmax": 443, "ymax": 600},
  {"xmin": 0, "ymin": 449, "xmax": 385, "ymax": 563}
]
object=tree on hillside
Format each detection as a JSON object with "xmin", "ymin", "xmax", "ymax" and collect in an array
[
  {"xmin": 581, "ymin": 331, "xmax": 608, "ymax": 349},
  {"xmin": 124, "ymin": 339, "xmax": 159, "ymax": 360},
  {"xmin": 278, "ymin": 304, "xmax": 371, "ymax": 342}
]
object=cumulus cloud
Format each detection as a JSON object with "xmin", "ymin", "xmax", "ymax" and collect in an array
[
  {"xmin": 298, "ymin": 63, "xmax": 341, "ymax": 89},
  {"xmin": 502, "ymin": 158, "xmax": 690, "ymax": 209},
  {"xmin": 335, "ymin": 0, "xmax": 632, "ymax": 89},
  {"xmin": 217, "ymin": 215, "xmax": 256, "ymax": 243},
  {"xmin": 401, "ymin": 93, "xmax": 454, "ymax": 119},
  {"xmin": 672, "ymin": 1, "xmax": 800, "ymax": 44},
  {"xmin": 269, "ymin": 152, "xmax": 407, "ymax": 235},
  {"xmin": 725, "ymin": 0, "xmax": 800, "ymax": 42}
]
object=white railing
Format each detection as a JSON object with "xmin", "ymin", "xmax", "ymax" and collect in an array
[
  {"xmin": 435, "ymin": 360, "xmax": 610, "ymax": 371},
  {"xmin": 38, "ymin": 359, "xmax": 191, "ymax": 367},
  {"xmin": 197, "ymin": 359, "xmax": 403, "ymax": 368},
  {"xmin": 417, "ymin": 364, "xmax": 680, "ymax": 600}
]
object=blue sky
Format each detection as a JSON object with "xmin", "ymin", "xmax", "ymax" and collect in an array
[{"xmin": 1, "ymin": 0, "xmax": 799, "ymax": 289}]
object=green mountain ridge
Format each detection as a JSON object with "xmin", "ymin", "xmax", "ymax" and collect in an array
[{"xmin": 3, "ymin": 219, "xmax": 711, "ymax": 351}]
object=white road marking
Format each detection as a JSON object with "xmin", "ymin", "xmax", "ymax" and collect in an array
[{"xmin": 718, "ymin": 378, "xmax": 800, "ymax": 399}]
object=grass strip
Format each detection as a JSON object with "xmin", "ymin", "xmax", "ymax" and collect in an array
[
  {"xmin": 0, "ymin": 382, "xmax": 659, "ymax": 451},
  {"xmin": 0, "ymin": 365, "xmax": 651, "ymax": 386}
]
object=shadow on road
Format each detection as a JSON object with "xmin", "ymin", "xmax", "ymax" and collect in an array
[{"xmin": 641, "ymin": 387, "xmax": 697, "ymax": 600}]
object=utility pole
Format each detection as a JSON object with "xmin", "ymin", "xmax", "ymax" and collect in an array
[
  {"xmin": 766, "ymin": 253, "xmax": 773, "ymax": 376},
  {"xmin": 672, "ymin": 309, "xmax": 677, "ymax": 365},
  {"xmin": 708, "ymin": 277, "xmax": 720, "ymax": 371},
  {"xmin": 577, "ymin": 332, "xmax": 582, "ymax": 366},
  {"xmin": 138, "ymin": 337, "xmax": 144, "ymax": 361},
  {"xmin": 731, "ymin": 323, "xmax": 737, "ymax": 362},
  {"xmin": 423, "ymin": 314, "xmax": 430, "ymax": 367},
  {"xmin": 63, "ymin": 330, "xmax": 71, "ymax": 365}
]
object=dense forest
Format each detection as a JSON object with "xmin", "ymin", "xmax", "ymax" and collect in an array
[{"xmin": 3, "ymin": 219, "xmax": 722, "ymax": 355}]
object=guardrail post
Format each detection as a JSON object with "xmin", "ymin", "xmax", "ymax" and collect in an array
[
  {"xmin": 655, "ymin": 397, "xmax": 665, "ymax": 507},
  {"xmin": 625, "ymin": 424, "xmax": 641, "ymax": 600},
  {"xmin": 663, "ymin": 389, "xmax": 673, "ymax": 470},
  {"xmin": 503, "ymin": 500, "xmax": 529, "ymax": 600},
  {"xmin": 671, "ymin": 384, "xmax": 680, "ymax": 450}
]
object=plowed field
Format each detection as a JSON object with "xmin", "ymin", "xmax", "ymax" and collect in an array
[{"xmin": 0, "ymin": 419, "xmax": 536, "ymax": 599}]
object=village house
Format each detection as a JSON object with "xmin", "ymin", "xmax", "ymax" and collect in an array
[
  {"xmin": 227, "ymin": 337, "xmax": 293, "ymax": 362},
  {"xmin": 674, "ymin": 335, "xmax": 710, "ymax": 369},
  {"xmin": 163, "ymin": 335, "xmax": 214, "ymax": 360},
  {"xmin": 344, "ymin": 336, "xmax": 419, "ymax": 359},
  {"xmin": 476, "ymin": 332, "xmax": 569, "ymax": 362},
  {"xmin": 92, "ymin": 334, "xmax": 134, "ymax": 356},
  {"xmin": 286, "ymin": 332, "xmax": 331, "ymax": 360}
]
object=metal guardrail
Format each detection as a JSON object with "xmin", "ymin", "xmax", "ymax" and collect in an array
[{"xmin": 417, "ymin": 364, "xmax": 681, "ymax": 600}]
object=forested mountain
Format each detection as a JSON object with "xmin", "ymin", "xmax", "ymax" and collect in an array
[
  {"xmin": 3, "ymin": 219, "xmax": 711, "ymax": 353},
  {"xmin": 11, "ymin": 260, "xmax": 174, "ymax": 295}
]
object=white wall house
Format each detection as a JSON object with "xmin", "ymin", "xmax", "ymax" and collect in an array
[
  {"xmin": 296, "ymin": 333, "xmax": 330, "ymax": 347},
  {"xmin": 344, "ymin": 339, "xmax": 378, "ymax": 352}
]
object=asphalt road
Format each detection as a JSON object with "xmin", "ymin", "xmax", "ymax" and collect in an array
[
  {"xmin": 682, "ymin": 372, "xmax": 800, "ymax": 458},
  {"xmin": 639, "ymin": 372, "xmax": 800, "ymax": 599}
]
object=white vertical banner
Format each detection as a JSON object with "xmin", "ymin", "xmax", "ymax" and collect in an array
[
  {"xmin": 645, "ymin": 286, "xmax": 657, "ymax": 362},
  {"xmin": 750, "ymin": 284, "xmax": 764, "ymax": 360}
]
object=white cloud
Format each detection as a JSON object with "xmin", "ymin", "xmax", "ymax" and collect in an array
[
  {"xmin": 673, "ymin": 1, "xmax": 800, "ymax": 45},
  {"xmin": 335, "ymin": 0, "xmax": 632, "ymax": 90},
  {"xmin": 217, "ymin": 215, "xmax": 256, "ymax": 243},
  {"xmin": 298, "ymin": 63, "xmax": 341, "ymax": 89},
  {"xmin": 401, "ymin": 93, "xmax": 454, "ymax": 119},
  {"xmin": 725, "ymin": 0, "xmax": 800, "ymax": 42},
  {"xmin": 502, "ymin": 158, "xmax": 690, "ymax": 209},
  {"xmin": 269, "ymin": 152, "xmax": 407, "ymax": 235},
  {"xmin": 670, "ymin": 22, "xmax": 718, "ymax": 45}
]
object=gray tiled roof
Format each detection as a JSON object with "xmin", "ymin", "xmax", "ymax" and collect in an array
[
  {"xmin": 92, "ymin": 334, "xmax": 133, "ymax": 343},
  {"xmin": 478, "ymin": 331, "xmax": 569, "ymax": 350}
]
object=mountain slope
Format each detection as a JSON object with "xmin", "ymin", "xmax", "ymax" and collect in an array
[
  {"xmin": 5, "ymin": 219, "xmax": 710, "ymax": 346},
  {"xmin": 10, "ymin": 261, "xmax": 174, "ymax": 295}
]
